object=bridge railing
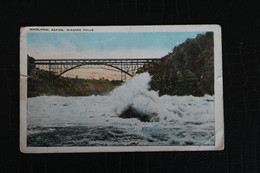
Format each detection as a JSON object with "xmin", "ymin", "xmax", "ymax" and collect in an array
[{"xmin": 34, "ymin": 58, "xmax": 161, "ymax": 65}]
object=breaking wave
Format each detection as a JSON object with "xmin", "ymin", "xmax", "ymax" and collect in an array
[{"xmin": 105, "ymin": 72, "xmax": 214, "ymax": 123}]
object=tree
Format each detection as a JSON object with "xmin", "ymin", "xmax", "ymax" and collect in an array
[{"xmin": 147, "ymin": 32, "xmax": 214, "ymax": 96}]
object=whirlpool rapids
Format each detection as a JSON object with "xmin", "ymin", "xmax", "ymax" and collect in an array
[{"xmin": 27, "ymin": 73, "xmax": 215, "ymax": 146}]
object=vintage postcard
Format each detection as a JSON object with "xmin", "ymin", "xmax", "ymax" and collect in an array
[{"xmin": 20, "ymin": 25, "xmax": 223, "ymax": 153}]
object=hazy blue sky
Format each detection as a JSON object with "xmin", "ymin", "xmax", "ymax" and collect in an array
[{"xmin": 27, "ymin": 32, "xmax": 204, "ymax": 59}]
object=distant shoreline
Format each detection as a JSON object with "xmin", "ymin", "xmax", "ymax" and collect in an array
[{"xmin": 27, "ymin": 68, "xmax": 123, "ymax": 97}]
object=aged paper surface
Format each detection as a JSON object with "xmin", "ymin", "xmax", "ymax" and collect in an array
[{"xmin": 20, "ymin": 25, "xmax": 223, "ymax": 153}]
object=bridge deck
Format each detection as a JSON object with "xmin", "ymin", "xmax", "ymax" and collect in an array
[{"xmin": 34, "ymin": 58, "xmax": 161, "ymax": 65}]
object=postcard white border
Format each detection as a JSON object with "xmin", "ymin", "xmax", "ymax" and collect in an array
[{"xmin": 20, "ymin": 25, "xmax": 223, "ymax": 153}]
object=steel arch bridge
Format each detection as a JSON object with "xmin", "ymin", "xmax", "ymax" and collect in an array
[{"xmin": 34, "ymin": 58, "xmax": 161, "ymax": 81}]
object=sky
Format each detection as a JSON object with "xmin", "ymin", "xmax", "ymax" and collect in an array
[{"xmin": 27, "ymin": 32, "xmax": 205, "ymax": 59}]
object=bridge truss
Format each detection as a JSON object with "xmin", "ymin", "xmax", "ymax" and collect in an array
[{"xmin": 34, "ymin": 58, "xmax": 160, "ymax": 81}]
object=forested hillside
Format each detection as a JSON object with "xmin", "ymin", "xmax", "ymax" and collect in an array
[{"xmin": 138, "ymin": 32, "xmax": 214, "ymax": 96}]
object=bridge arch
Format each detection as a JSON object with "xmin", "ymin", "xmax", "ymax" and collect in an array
[{"xmin": 57, "ymin": 63, "xmax": 133, "ymax": 78}]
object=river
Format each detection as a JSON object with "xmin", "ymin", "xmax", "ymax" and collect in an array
[{"xmin": 27, "ymin": 73, "xmax": 215, "ymax": 146}]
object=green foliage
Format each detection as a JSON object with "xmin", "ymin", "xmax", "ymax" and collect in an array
[
  {"xmin": 140, "ymin": 32, "xmax": 214, "ymax": 96},
  {"xmin": 27, "ymin": 55, "xmax": 35, "ymax": 75}
]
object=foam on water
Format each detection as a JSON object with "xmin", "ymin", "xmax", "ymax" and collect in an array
[
  {"xmin": 27, "ymin": 72, "xmax": 215, "ymax": 146},
  {"xmin": 108, "ymin": 73, "xmax": 159, "ymax": 119}
]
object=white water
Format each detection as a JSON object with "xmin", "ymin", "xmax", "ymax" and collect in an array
[{"xmin": 28, "ymin": 73, "xmax": 215, "ymax": 146}]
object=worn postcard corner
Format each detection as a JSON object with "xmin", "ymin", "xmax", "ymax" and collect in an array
[{"xmin": 20, "ymin": 25, "xmax": 223, "ymax": 153}]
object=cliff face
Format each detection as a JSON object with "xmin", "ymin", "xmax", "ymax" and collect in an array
[{"xmin": 139, "ymin": 32, "xmax": 214, "ymax": 96}]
